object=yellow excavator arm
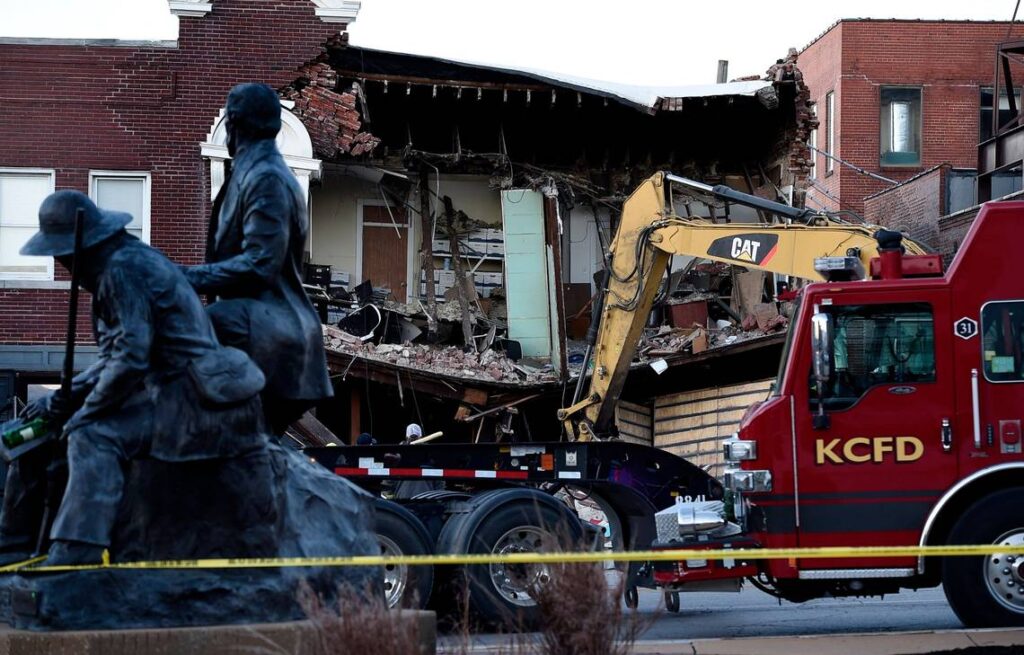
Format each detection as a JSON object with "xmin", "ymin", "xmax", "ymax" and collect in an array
[{"xmin": 557, "ymin": 171, "xmax": 927, "ymax": 441}]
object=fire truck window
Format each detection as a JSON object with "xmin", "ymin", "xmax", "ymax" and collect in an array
[
  {"xmin": 811, "ymin": 303, "xmax": 936, "ymax": 411},
  {"xmin": 981, "ymin": 301, "xmax": 1024, "ymax": 382}
]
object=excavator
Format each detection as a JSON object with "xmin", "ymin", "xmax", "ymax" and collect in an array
[{"xmin": 559, "ymin": 171, "xmax": 933, "ymax": 441}]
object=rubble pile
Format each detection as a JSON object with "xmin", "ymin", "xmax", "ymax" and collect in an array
[{"xmin": 323, "ymin": 325, "xmax": 556, "ymax": 384}]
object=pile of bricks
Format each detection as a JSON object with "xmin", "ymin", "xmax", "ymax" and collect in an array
[
  {"xmin": 322, "ymin": 326, "xmax": 555, "ymax": 384},
  {"xmin": 283, "ymin": 60, "xmax": 380, "ymax": 159}
]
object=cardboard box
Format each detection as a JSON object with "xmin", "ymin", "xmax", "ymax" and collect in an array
[{"xmin": 432, "ymin": 238, "xmax": 451, "ymax": 254}]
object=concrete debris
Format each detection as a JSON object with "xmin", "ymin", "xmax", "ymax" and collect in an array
[
  {"xmin": 644, "ymin": 327, "xmax": 704, "ymax": 356},
  {"xmin": 322, "ymin": 328, "xmax": 557, "ymax": 384}
]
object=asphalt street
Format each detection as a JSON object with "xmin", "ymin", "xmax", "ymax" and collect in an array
[{"xmin": 633, "ymin": 583, "xmax": 962, "ymax": 641}]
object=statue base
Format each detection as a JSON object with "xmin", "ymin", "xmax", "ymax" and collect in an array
[
  {"xmin": 0, "ymin": 614, "xmax": 437, "ymax": 655},
  {"xmin": 0, "ymin": 565, "xmax": 374, "ymax": 630},
  {"xmin": 0, "ymin": 441, "xmax": 377, "ymax": 630}
]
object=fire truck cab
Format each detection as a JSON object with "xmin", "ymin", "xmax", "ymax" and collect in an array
[{"xmin": 731, "ymin": 200, "xmax": 1024, "ymax": 627}]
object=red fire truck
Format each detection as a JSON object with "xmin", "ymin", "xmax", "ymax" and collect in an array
[{"xmin": 719, "ymin": 198, "xmax": 1024, "ymax": 627}]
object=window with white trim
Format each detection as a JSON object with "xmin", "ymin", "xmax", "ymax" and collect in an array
[
  {"xmin": 0, "ymin": 169, "xmax": 56, "ymax": 280},
  {"xmin": 825, "ymin": 91, "xmax": 835, "ymax": 174},
  {"xmin": 89, "ymin": 172, "xmax": 151, "ymax": 243},
  {"xmin": 809, "ymin": 104, "xmax": 818, "ymax": 180}
]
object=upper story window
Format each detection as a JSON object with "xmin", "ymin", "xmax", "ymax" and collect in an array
[
  {"xmin": 880, "ymin": 87, "xmax": 922, "ymax": 167},
  {"xmin": 0, "ymin": 168, "xmax": 55, "ymax": 280},
  {"xmin": 809, "ymin": 104, "xmax": 818, "ymax": 179},
  {"xmin": 980, "ymin": 87, "xmax": 1022, "ymax": 142},
  {"xmin": 825, "ymin": 92, "xmax": 835, "ymax": 175},
  {"xmin": 89, "ymin": 172, "xmax": 151, "ymax": 243},
  {"xmin": 981, "ymin": 301, "xmax": 1024, "ymax": 383}
]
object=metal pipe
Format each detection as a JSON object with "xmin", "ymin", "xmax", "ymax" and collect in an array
[
  {"xmin": 971, "ymin": 368, "xmax": 982, "ymax": 449},
  {"xmin": 665, "ymin": 173, "xmax": 817, "ymax": 223}
]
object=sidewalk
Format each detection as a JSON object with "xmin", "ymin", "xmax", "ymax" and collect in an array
[
  {"xmin": 634, "ymin": 627, "xmax": 1024, "ymax": 655},
  {"xmin": 446, "ymin": 627, "xmax": 1024, "ymax": 655}
]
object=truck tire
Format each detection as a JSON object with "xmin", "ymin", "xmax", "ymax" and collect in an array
[
  {"xmin": 664, "ymin": 590, "xmax": 680, "ymax": 612},
  {"xmin": 942, "ymin": 488, "xmax": 1024, "ymax": 627},
  {"xmin": 374, "ymin": 499, "xmax": 434, "ymax": 610},
  {"xmin": 437, "ymin": 488, "xmax": 584, "ymax": 628}
]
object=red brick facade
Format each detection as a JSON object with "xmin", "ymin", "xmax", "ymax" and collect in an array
[
  {"xmin": 0, "ymin": 0, "xmax": 343, "ymax": 346},
  {"xmin": 863, "ymin": 164, "xmax": 948, "ymax": 247},
  {"xmin": 799, "ymin": 20, "xmax": 1024, "ymax": 217}
]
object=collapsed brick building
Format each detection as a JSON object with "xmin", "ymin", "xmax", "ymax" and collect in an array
[{"xmin": 0, "ymin": 0, "xmax": 815, "ymax": 456}]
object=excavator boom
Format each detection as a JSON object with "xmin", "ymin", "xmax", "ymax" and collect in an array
[{"xmin": 559, "ymin": 171, "xmax": 932, "ymax": 441}]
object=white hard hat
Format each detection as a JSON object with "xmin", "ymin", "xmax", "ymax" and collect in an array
[{"xmin": 406, "ymin": 423, "xmax": 423, "ymax": 438}]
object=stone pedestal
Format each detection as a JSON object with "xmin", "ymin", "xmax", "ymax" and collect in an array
[
  {"xmin": 0, "ymin": 615, "xmax": 437, "ymax": 655},
  {"xmin": 0, "ymin": 442, "xmax": 378, "ymax": 630}
]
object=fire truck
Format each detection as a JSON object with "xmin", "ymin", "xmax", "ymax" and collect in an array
[
  {"xmin": 718, "ymin": 196, "xmax": 1024, "ymax": 628},
  {"xmin": 308, "ymin": 172, "xmax": 1023, "ymax": 629}
]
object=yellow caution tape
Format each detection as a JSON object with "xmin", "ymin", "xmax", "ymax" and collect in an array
[{"xmin": 1, "ymin": 544, "xmax": 1018, "ymax": 574}]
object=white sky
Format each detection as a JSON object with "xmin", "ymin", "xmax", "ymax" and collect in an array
[{"xmin": 2, "ymin": 0, "xmax": 1022, "ymax": 85}]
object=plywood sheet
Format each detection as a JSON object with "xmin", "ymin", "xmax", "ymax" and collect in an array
[{"xmin": 653, "ymin": 378, "xmax": 773, "ymax": 474}]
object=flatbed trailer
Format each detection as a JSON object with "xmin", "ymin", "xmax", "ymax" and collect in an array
[{"xmin": 306, "ymin": 440, "xmax": 722, "ymax": 623}]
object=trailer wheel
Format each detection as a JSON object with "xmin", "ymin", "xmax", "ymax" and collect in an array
[
  {"xmin": 664, "ymin": 590, "xmax": 680, "ymax": 613},
  {"xmin": 942, "ymin": 488, "xmax": 1024, "ymax": 627},
  {"xmin": 624, "ymin": 585, "xmax": 639, "ymax": 609},
  {"xmin": 374, "ymin": 499, "xmax": 434, "ymax": 610},
  {"xmin": 439, "ymin": 489, "xmax": 584, "ymax": 628}
]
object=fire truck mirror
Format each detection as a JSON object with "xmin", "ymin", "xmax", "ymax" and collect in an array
[{"xmin": 811, "ymin": 312, "xmax": 834, "ymax": 385}]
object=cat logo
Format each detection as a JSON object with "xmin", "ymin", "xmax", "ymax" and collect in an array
[
  {"xmin": 815, "ymin": 436, "xmax": 924, "ymax": 465},
  {"xmin": 707, "ymin": 233, "xmax": 779, "ymax": 266}
]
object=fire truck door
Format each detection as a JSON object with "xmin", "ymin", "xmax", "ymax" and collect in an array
[
  {"xmin": 794, "ymin": 292, "xmax": 956, "ymax": 568},
  {"xmin": 966, "ymin": 301, "xmax": 1024, "ymax": 467}
]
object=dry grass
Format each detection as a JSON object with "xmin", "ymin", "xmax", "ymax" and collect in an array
[
  {"xmin": 298, "ymin": 581, "xmax": 427, "ymax": 655},
  {"xmin": 529, "ymin": 562, "xmax": 644, "ymax": 655},
  {"xmin": 441, "ymin": 560, "xmax": 647, "ymax": 655}
]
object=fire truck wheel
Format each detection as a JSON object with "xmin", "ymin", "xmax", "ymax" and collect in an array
[
  {"xmin": 942, "ymin": 488, "xmax": 1024, "ymax": 627},
  {"xmin": 374, "ymin": 499, "xmax": 434, "ymax": 610},
  {"xmin": 664, "ymin": 590, "xmax": 680, "ymax": 612},
  {"xmin": 440, "ymin": 489, "xmax": 584, "ymax": 628}
]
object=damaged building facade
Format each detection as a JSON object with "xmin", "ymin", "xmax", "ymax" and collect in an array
[{"xmin": 0, "ymin": 0, "xmax": 815, "ymax": 458}]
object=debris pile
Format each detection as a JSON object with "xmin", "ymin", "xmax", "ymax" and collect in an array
[{"xmin": 323, "ymin": 325, "xmax": 556, "ymax": 384}]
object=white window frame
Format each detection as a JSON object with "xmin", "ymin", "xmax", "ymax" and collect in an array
[
  {"xmin": 825, "ymin": 91, "xmax": 835, "ymax": 175},
  {"xmin": 809, "ymin": 104, "xmax": 818, "ymax": 180},
  {"xmin": 88, "ymin": 171, "xmax": 151, "ymax": 244},
  {"xmin": 0, "ymin": 168, "xmax": 56, "ymax": 282}
]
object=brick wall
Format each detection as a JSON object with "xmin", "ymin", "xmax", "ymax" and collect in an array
[
  {"xmin": 796, "ymin": 21, "xmax": 842, "ymax": 213},
  {"xmin": 0, "ymin": 0, "xmax": 342, "ymax": 346},
  {"xmin": 937, "ymin": 206, "xmax": 981, "ymax": 265},
  {"xmin": 863, "ymin": 164, "xmax": 947, "ymax": 249},
  {"xmin": 799, "ymin": 20, "xmax": 1024, "ymax": 217}
]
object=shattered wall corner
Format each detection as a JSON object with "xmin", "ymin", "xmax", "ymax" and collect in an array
[{"xmin": 282, "ymin": 43, "xmax": 381, "ymax": 160}]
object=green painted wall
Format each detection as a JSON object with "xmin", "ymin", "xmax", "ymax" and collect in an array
[{"xmin": 501, "ymin": 189, "xmax": 552, "ymax": 359}]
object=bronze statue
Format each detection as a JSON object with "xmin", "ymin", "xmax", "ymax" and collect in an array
[
  {"xmin": 0, "ymin": 86, "xmax": 372, "ymax": 630},
  {"xmin": 185, "ymin": 83, "xmax": 333, "ymax": 435},
  {"xmin": 2, "ymin": 191, "xmax": 266, "ymax": 565}
]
